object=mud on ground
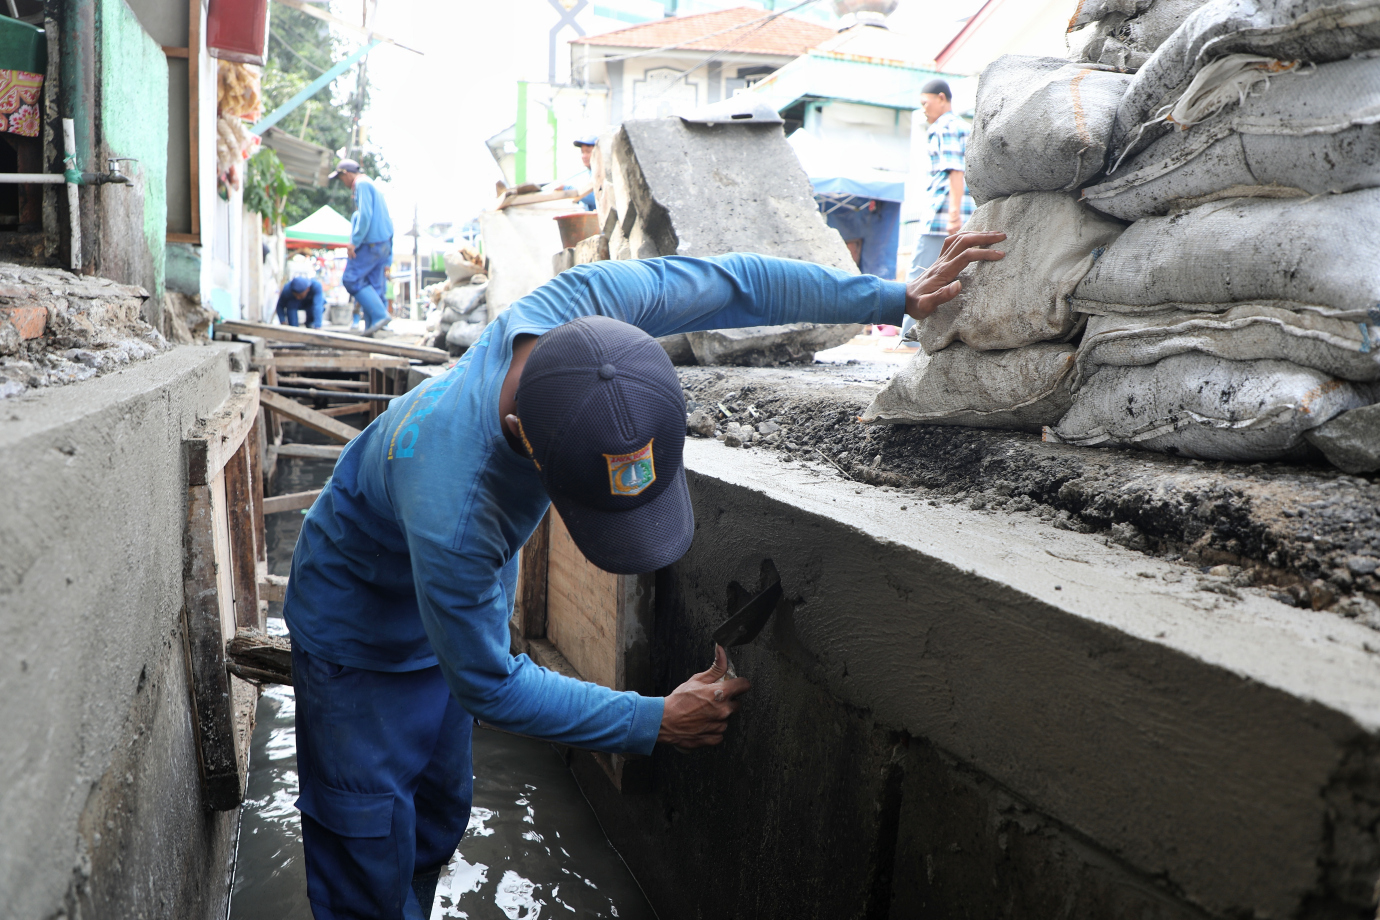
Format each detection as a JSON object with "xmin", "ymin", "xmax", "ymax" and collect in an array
[{"xmin": 679, "ymin": 364, "xmax": 1380, "ymax": 630}]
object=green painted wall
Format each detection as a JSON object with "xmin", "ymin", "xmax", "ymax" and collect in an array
[{"xmin": 97, "ymin": 0, "xmax": 168, "ymax": 298}]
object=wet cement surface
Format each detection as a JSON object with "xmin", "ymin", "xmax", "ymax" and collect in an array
[{"xmin": 229, "ymin": 424, "xmax": 656, "ymax": 920}]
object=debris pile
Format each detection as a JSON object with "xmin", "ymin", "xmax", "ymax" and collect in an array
[
  {"xmin": 868, "ymin": 0, "xmax": 1380, "ymax": 471},
  {"xmin": 0, "ymin": 263, "xmax": 167, "ymax": 399},
  {"xmin": 591, "ymin": 118, "xmax": 862, "ymax": 366}
]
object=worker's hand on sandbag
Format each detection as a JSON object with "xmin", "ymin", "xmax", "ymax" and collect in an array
[
  {"xmin": 905, "ymin": 230, "xmax": 1007, "ymax": 319},
  {"xmin": 658, "ymin": 644, "xmax": 751, "ymax": 751}
]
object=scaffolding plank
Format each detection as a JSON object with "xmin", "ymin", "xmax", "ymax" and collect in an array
[
  {"xmin": 260, "ymin": 389, "xmax": 362, "ymax": 444},
  {"xmin": 217, "ymin": 318, "xmax": 448, "ymax": 363}
]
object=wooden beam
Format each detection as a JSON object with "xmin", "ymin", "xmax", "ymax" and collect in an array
[
  {"xmin": 181, "ymin": 483, "xmax": 246, "ymax": 810},
  {"xmin": 225, "ymin": 441, "xmax": 262, "ymax": 630},
  {"xmin": 272, "ymin": 354, "xmax": 409, "ymax": 373},
  {"xmin": 277, "ymin": 443, "xmax": 344, "ymax": 460},
  {"xmin": 260, "ymin": 389, "xmax": 362, "ymax": 444},
  {"xmin": 216, "ymin": 319, "xmax": 448, "ymax": 364},
  {"xmin": 167, "ymin": 232, "xmax": 200, "ymax": 244},
  {"xmin": 249, "ymin": 416, "xmax": 266, "ymax": 560},
  {"xmin": 263, "ymin": 488, "xmax": 321, "ymax": 515},
  {"xmin": 186, "ymin": 374, "xmax": 261, "ymax": 486},
  {"xmin": 259, "ymin": 573, "xmax": 288, "ymax": 603},
  {"xmin": 520, "ymin": 511, "xmax": 551, "ymax": 640},
  {"xmin": 496, "ymin": 188, "xmax": 583, "ymax": 211},
  {"xmin": 277, "ymin": 376, "xmax": 369, "ymax": 390},
  {"xmin": 318, "ymin": 401, "xmax": 371, "ymax": 418},
  {"xmin": 162, "ymin": 45, "xmax": 190, "ymax": 57},
  {"xmin": 226, "ymin": 628, "xmax": 292, "ymax": 685}
]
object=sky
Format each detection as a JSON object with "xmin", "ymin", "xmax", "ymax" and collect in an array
[{"xmin": 350, "ymin": 0, "xmax": 985, "ymax": 234}]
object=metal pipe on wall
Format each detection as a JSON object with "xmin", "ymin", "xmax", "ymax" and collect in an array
[{"xmin": 62, "ymin": 117, "xmax": 79, "ymax": 271}]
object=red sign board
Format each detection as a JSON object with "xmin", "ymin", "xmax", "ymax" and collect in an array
[{"xmin": 207, "ymin": 0, "xmax": 269, "ymax": 66}]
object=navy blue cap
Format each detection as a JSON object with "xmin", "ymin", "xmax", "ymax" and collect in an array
[
  {"xmin": 329, "ymin": 158, "xmax": 361, "ymax": 179},
  {"xmin": 572, "ymin": 134, "xmax": 599, "ymax": 147},
  {"xmin": 289, "ymin": 276, "xmax": 310, "ymax": 293},
  {"xmin": 515, "ymin": 316, "xmax": 692, "ymax": 575}
]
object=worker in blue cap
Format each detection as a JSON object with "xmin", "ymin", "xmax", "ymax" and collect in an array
[
  {"xmin": 570, "ymin": 134, "xmax": 598, "ymax": 211},
  {"xmin": 275, "ymin": 275, "xmax": 325, "ymax": 328},
  {"xmin": 283, "ymin": 232, "xmax": 1005, "ymax": 919},
  {"xmin": 331, "ymin": 158, "xmax": 395, "ymax": 336}
]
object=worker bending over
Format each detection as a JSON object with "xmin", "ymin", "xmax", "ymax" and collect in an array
[
  {"xmin": 331, "ymin": 157, "xmax": 394, "ymax": 337},
  {"xmin": 275, "ymin": 276, "xmax": 325, "ymax": 328},
  {"xmin": 283, "ymin": 232, "xmax": 1006, "ymax": 920}
]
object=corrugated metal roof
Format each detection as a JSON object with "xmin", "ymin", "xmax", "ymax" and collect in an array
[
  {"xmin": 261, "ymin": 127, "xmax": 333, "ymax": 188},
  {"xmin": 571, "ymin": 6, "xmax": 834, "ymax": 58}
]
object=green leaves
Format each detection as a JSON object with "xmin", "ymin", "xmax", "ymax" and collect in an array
[{"xmin": 244, "ymin": 148, "xmax": 295, "ymax": 228}]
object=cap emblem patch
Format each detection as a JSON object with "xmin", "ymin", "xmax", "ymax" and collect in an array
[{"xmin": 605, "ymin": 439, "xmax": 656, "ymax": 496}]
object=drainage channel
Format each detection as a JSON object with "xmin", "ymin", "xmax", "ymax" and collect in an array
[{"xmin": 229, "ymin": 427, "xmax": 656, "ymax": 919}]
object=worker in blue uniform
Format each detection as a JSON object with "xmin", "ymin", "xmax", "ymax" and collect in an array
[
  {"xmin": 332, "ymin": 158, "xmax": 395, "ymax": 336},
  {"xmin": 570, "ymin": 135, "xmax": 598, "ymax": 211},
  {"xmin": 275, "ymin": 276, "xmax": 325, "ymax": 328},
  {"xmin": 284, "ymin": 231, "xmax": 1006, "ymax": 920}
]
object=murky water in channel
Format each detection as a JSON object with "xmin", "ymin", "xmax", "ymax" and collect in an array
[{"xmin": 229, "ymin": 429, "xmax": 657, "ymax": 920}]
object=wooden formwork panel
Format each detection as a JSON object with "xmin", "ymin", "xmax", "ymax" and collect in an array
[{"xmin": 545, "ymin": 509, "xmax": 620, "ymax": 690}]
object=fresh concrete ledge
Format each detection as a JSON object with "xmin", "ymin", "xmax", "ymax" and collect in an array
[
  {"xmin": 0, "ymin": 345, "xmax": 244, "ymax": 920},
  {"xmin": 579, "ymin": 438, "xmax": 1380, "ymax": 920}
]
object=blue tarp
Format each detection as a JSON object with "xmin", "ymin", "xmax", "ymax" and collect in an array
[
  {"xmin": 811, "ymin": 175, "xmax": 907, "ymax": 203},
  {"xmin": 822, "ymin": 198, "xmax": 902, "ymax": 281}
]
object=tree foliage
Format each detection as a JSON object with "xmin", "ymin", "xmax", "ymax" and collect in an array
[
  {"xmin": 244, "ymin": 147, "xmax": 295, "ymax": 228},
  {"xmin": 264, "ymin": 5, "xmax": 390, "ymax": 226}
]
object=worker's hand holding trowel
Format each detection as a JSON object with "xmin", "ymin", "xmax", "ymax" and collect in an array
[
  {"xmin": 905, "ymin": 229, "xmax": 1007, "ymax": 320},
  {"xmin": 658, "ymin": 645, "xmax": 751, "ymax": 751}
]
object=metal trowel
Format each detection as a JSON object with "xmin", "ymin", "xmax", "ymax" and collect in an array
[{"xmin": 712, "ymin": 579, "xmax": 782, "ymax": 679}]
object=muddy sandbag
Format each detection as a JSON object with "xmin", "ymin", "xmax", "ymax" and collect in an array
[
  {"xmin": 966, "ymin": 57, "xmax": 1132, "ymax": 203},
  {"xmin": 1074, "ymin": 0, "xmax": 1211, "ymax": 70},
  {"xmin": 1050, "ymin": 354, "xmax": 1370, "ymax": 460},
  {"xmin": 862, "ymin": 342, "xmax": 1075, "ymax": 432},
  {"xmin": 1085, "ymin": 54, "xmax": 1380, "ymax": 220},
  {"xmin": 1071, "ymin": 189, "xmax": 1380, "ymax": 316},
  {"xmin": 919, "ymin": 193, "xmax": 1125, "ymax": 353},
  {"xmin": 1107, "ymin": 0, "xmax": 1380, "ymax": 165},
  {"xmin": 685, "ymin": 323, "xmax": 861, "ymax": 367},
  {"xmin": 1075, "ymin": 304, "xmax": 1380, "ymax": 385},
  {"xmin": 1305, "ymin": 403, "xmax": 1380, "ymax": 472}
]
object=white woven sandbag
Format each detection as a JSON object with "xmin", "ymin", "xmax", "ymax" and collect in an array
[
  {"xmin": 1107, "ymin": 0, "xmax": 1380, "ymax": 165},
  {"xmin": 1085, "ymin": 54, "xmax": 1380, "ymax": 219},
  {"xmin": 1071, "ymin": 189, "xmax": 1380, "ymax": 316},
  {"xmin": 1074, "ymin": 304, "xmax": 1380, "ymax": 385},
  {"xmin": 1075, "ymin": 0, "xmax": 1212, "ymax": 70},
  {"xmin": 967, "ymin": 57, "xmax": 1132, "ymax": 204},
  {"xmin": 1051, "ymin": 354, "xmax": 1371, "ymax": 460},
  {"xmin": 919, "ymin": 193, "xmax": 1126, "ymax": 353},
  {"xmin": 862, "ymin": 343, "xmax": 1076, "ymax": 432}
]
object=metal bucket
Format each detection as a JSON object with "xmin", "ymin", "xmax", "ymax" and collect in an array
[{"xmin": 554, "ymin": 211, "xmax": 600, "ymax": 250}]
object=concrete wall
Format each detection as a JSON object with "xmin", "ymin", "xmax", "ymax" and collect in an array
[
  {"xmin": 575, "ymin": 441, "xmax": 1380, "ymax": 919},
  {"xmin": 0, "ymin": 346, "xmax": 242, "ymax": 920},
  {"xmin": 95, "ymin": 0, "xmax": 169, "ymax": 318}
]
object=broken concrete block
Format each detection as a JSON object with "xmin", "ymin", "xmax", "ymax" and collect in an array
[
  {"xmin": 611, "ymin": 118, "xmax": 855, "ymax": 269},
  {"xmin": 687, "ymin": 323, "xmax": 863, "ymax": 368},
  {"xmin": 686, "ymin": 409, "xmax": 716, "ymax": 438},
  {"xmin": 478, "ymin": 202, "xmax": 566, "ymax": 321},
  {"xmin": 573, "ymin": 234, "xmax": 610, "ymax": 265},
  {"xmin": 1305, "ymin": 403, "xmax": 1380, "ymax": 473},
  {"xmin": 552, "ymin": 248, "xmax": 576, "ymax": 275},
  {"xmin": 657, "ymin": 333, "xmax": 697, "ymax": 366}
]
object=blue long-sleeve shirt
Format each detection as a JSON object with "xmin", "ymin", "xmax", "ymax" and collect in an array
[
  {"xmin": 275, "ymin": 279, "xmax": 324, "ymax": 323},
  {"xmin": 350, "ymin": 174, "xmax": 393, "ymax": 247},
  {"xmin": 283, "ymin": 254, "xmax": 906, "ymax": 756}
]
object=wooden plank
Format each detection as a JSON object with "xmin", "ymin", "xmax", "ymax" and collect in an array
[
  {"xmin": 263, "ymin": 489, "xmax": 321, "ymax": 515},
  {"xmin": 318, "ymin": 401, "xmax": 371, "ymax": 418},
  {"xmin": 272, "ymin": 354, "xmax": 409, "ymax": 373},
  {"xmin": 225, "ymin": 442, "xmax": 262, "ymax": 631},
  {"xmin": 545, "ymin": 509, "xmax": 619, "ymax": 690},
  {"xmin": 180, "ymin": 482, "xmax": 245, "ymax": 810},
  {"xmin": 249, "ymin": 416, "xmax": 266, "ymax": 561},
  {"xmin": 162, "ymin": 44, "xmax": 190, "ymax": 57},
  {"xmin": 186, "ymin": 374, "xmax": 261, "ymax": 486},
  {"xmin": 260, "ymin": 389, "xmax": 362, "ymax": 444},
  {"xmin": 263, "ymin": 365, "xmax": 283, "ymax": 444},
  {"xmin": 259, "ymin": 573, "xmax": 288, "ymax": 603},
  {"xmin": 519, "ymin": 511, "xmax": 550, "ymax": 640},
  {"xmin": 277, "ymin": 443, "xmax": 344, "ymax": 460},
  {"xmin": 217, "ymin": 319, "xmax": 448, "ymax": 364},
  {"xmin": 496, "ymin": 188, "xmax": 582, "ymax": 210},
  {"xmin": 278, "ymin": 377, "xmax": 369, "ymax": 390},
  {"xmin": 226, "ymin": 628, "xmax": 292, "ymax": 685}
]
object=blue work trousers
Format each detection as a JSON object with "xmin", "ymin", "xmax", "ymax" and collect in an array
[
  {"xmin": 278, "ymin": 299, "xmax": 323, "ymax": 328},
  {"xmin": 343, "ymin": 241, "xmax": 392, "ymax": 326},
  {"xmin": 291, "ymin": 642, "xmax": 474, "ymax": 920}
]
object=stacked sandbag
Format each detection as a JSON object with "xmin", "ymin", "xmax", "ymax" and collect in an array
[
  {"xmin": 1057, "ymin": 190, "xmax": 1380, "ymax": 459},
  {"xmin": 1072, "ymin": 0, "xmax": 1211, "ymax": 70},
  {"xmin": 863, "ymin": 194, "xmax": 1125, "ymax": 429},
  {"xmin": 434, "ymin": 278, "xmax": 488, "ymax": 356}
]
